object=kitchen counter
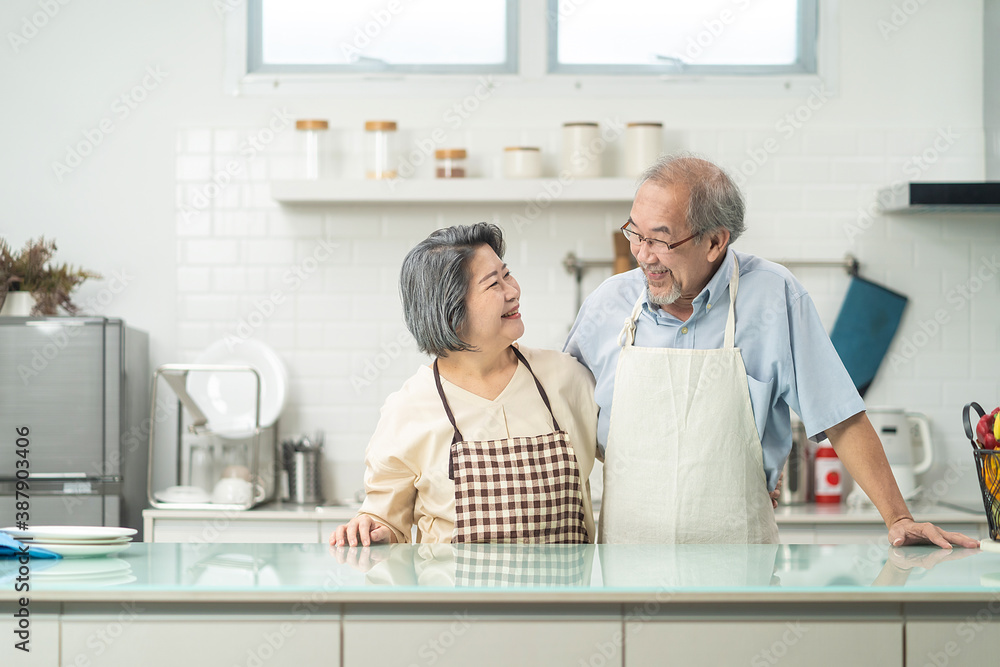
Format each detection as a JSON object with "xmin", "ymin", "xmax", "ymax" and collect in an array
[
  {"xmin": 142, "ymin": 500, "xmax": 993, "ymax": 544},
  {"xmin": 4, "ymin": 541, "xmax": 1000, "ymax": 603},
  {"xmin": 773, "ymin": 500, "xmax": 987, "ymax": 523},
  {"xmin": 3, "ymin": 543, "xmax": 1000, "ymax": 666}
]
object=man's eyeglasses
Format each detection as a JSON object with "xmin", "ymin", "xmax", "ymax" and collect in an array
[{"xmin": 620, "ymin": 222, "xmax": 698, "ymax": 251}]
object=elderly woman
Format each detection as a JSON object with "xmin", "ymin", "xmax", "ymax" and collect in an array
[{"xmin": 331, "ymin": 223, "xmax": 598, "ymax": 546}]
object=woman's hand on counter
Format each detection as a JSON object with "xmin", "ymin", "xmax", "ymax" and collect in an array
[
  {"xmin": 330, "ymin": 514, "xmax": 397, "ymax": 547},
  {"xmin": 887, "ymin": 517, "xmax": 979, "ymax": 549}
]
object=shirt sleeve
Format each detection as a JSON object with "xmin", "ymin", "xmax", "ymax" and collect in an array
[
  {"xmin": 357, "ymin": 399, "xmax": 420, "ymax": 544},
  {"xmin": 784, "ymin": 289, "xmax": 866, "ymax": 441},
  {"xmin": 563, "ymin": 297, "xmax": 592, "ymax": 368}
]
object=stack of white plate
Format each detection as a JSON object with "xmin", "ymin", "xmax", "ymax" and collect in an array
[{"xmin": 2, "ymin": 526, "xmax": 136, "ymax": 558}]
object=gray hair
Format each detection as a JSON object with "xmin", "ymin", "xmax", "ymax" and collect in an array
[
  {"xmin": 638, "ymin": 153, "xmax": 746, "ymax": 244},
  {"xmin": 399, "ymin": 222, "xmax": 506, "ymax": 358}
]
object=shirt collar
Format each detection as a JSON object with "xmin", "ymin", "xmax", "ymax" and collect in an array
[{"xmin": 640, "ymin": 247, "xmax": 736, "ymax": 323}]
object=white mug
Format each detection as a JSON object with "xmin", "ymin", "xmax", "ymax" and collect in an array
[{"xmin": 212, "ymin": 478, "xmax": 265, "ymax": 505}]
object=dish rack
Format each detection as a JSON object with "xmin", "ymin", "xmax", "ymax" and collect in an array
[{"xmin": 147, "ymin": 364, "xmax": 276, "ymax": 510}]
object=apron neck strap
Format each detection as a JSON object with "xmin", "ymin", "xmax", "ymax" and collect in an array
[
  {"xmin": 617, "ymin": 254, "xmax": 741, "ymax": 349},
  {"xmin": 432, "ymin": 359, "xmax": 464, "ymax": 445},
  {"xmin": 723, "ymin": 255, "xmax": 740, "ymax": 349},
  {"xmin": 617, "ymin": 296, "xmax": 645, "ymax": 347},
  {"xmin": 432, "ymin": 346, "xmax": 563, "ymax": 445}
]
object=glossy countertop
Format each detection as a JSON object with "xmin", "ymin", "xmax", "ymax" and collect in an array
[
  {"xmin": 3, "ymin": 542, "xmax": 1000, "ymax": 604},
  {"xmin": 142, "ymin": 500, "xmax": 990, "ymax": 525}
]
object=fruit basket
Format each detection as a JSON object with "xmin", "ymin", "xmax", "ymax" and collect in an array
[{"xmin": 964, "ymin": 402, "xmax": 1000, "ymax": 542}]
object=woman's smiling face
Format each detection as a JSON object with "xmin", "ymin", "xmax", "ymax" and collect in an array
[{"xmin": 458, "ymin": 244, "xmax": 523, "ymax": 352}]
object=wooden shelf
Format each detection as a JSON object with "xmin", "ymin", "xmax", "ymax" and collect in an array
[{"xmin": 270, "ymin": 178, "xmax": 637, "ymax": 204}]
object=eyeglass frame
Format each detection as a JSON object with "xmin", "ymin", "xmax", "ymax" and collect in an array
[{"xmin": 620, "ymin": 221, "xmax": 699, "ymax": 251}]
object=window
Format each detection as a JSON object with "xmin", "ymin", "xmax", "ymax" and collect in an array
[
  {"xmin": 229, "ymin": 0, "xmax": 825, "ymax": 95},
  {"xmin": 248, "ymin": 0, "xmax": 517, "ymax": 75},
  {"xmin": 549, "ymin": 0, "xmax": 817, "ymax": 75}
]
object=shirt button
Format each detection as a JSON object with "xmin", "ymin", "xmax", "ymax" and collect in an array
[
  {"xmin": 681, "ymin": 327, "xmax": 689, "ymax": 334},
  {"xmin": 706, "ymin": 303, "xmax": 712, "ymax": 310}
]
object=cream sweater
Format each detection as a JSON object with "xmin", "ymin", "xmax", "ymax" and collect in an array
[{"xmin": 357, "ymin": 346, "xmax": 599, "ymax": 543}]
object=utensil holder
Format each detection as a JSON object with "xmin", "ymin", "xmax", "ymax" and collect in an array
[{"xmin": 288, "ymin": 448, "xmax": 324, "ymax": 505}]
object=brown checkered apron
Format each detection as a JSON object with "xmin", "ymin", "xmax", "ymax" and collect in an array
[{"xmin": 433, "ymin": 347, "xmax": 589, "ymax": 544}]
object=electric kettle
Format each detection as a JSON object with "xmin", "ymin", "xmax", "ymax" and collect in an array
[{"xmin": 849, "ymin": 408, "xmax": 934, "ymax": 505}]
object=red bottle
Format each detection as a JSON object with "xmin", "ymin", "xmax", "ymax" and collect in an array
[{"xmin": 814, "ymin": 442, "xmax": 843, "ymax": 504}]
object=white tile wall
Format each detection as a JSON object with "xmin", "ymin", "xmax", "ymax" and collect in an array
[{"xmin": 175, "ymin": 124, "xmax": 1000, "ymax": 503}]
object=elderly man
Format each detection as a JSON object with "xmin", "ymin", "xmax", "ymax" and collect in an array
[{"xmin": 565, "ymin": 154, "xmax": 977, "ymax": 548}]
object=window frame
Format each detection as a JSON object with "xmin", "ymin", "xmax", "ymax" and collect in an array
[
  {"xmin": 223, "ymin": 0, "xmax": 835, "ymax": 98},
  {"xmin": 246, "ymin": 0, "xmax": 520, "ymax": 76},
  {"xmin": 546, "ymin": 0, "xmax": 818, "ymax": 76}
]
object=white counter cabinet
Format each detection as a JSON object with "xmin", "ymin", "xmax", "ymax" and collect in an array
[
  {"xmin": 60, "ymin": 612, "xmax": 339, "ymax": 667},
  {"xmin": 625, "ymin": 618, "xmax": 903, "ymax": 666},
  {"xmin": 144, "ymin": 502, "xmax": 990, "ymax": 545},
  {"xmin": 143, "ymin": 503, "xmax": 359, "ymax": 544},
  {"xmin": 775, "ymin": 503, "xmax": 990, "ymax": 544}
]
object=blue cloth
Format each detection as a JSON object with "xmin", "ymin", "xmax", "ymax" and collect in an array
[
  {"xmin": 829, "ymin": 276, "xmax": 908, "ymax": 397},
  {"xmin": 0, "ymin": 531, "xmax": 61, "ymax": 559},
  {"xmin": 564, "ymin": 248, "xmax": 865, "ymax": 491}
]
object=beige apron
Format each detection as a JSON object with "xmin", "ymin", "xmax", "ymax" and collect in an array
[
  {"xmin": 433, "ymin": 347, "xmax": 589, "ymax": 544},
  {"xmin": 599, "ymin": 258, "xmax": 779, "ymax": 544}
]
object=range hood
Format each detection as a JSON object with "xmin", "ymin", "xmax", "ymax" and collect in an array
[
  {"xmin": 879, "ymin": 1, "xmax": 1000, "ymax": 213},
  {"xmin": 878, "ymin": 182, "xmax": 1000, "ymax": 212}
]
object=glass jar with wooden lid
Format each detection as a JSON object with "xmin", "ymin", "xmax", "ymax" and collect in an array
[
  {"xmin": 435, "ymin": 149, "xmax": 467, "ymax": 178},
  {"xmin": 364, "ymin": 120, "xmax": 397, "ymax": 179},
  {"xmin": 295, "ymin": 119, "xmax": 328, "ymax": 180}
]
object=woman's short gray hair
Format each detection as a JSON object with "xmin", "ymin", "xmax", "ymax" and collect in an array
[
  {"xmin": 399, "ymin": 222, "xmax": 506, "ymax": 358},
  {"xmin": 638, "ymin": 153, "xmax": 746, "ymax": 244}
]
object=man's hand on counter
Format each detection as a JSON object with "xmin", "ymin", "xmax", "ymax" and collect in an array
[
  {"xmin": 887, "ymin": 517, "xmax": 980, "ymax": 549},
  {"xmin": 330, "ymin": 514, "xmax": 396, "ymax": 547}
]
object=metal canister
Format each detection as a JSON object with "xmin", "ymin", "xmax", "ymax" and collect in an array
[
  {"xmin": 779, "ymin": 419, "xmax": 811, "ymax": 505},
  {"xmin": 287, "ymin": 437, "xmax": 325, "ymax": 505}
]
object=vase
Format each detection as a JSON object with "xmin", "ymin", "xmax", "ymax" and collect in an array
[{"xmin": 0, "ymin": 291, "xmax": 36, "ymax": 316}]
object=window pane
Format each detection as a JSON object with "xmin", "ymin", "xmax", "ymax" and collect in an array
[
  {"xmin": 555, "ymin": 0, "xmax": 801, "ymax": 68},
  {"xmin": 259, "ymin": 0, "xmax": 509, "ymax": 67}
]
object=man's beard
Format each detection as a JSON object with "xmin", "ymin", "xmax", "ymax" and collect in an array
[{"xmin": 643, "ymin": 268, "xmax": 682, "ymax": 306}]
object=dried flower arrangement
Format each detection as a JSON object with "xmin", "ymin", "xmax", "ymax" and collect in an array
[{"xmin": 0, "ymin": 237, "xmax": 100, "ymax": 315}]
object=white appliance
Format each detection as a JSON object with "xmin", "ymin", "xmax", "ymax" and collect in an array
[{"xmin": 849, "ymin": 408, "xmax": 934, "ymax": 506}]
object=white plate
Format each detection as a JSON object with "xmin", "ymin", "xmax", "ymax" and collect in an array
[
  {"xmin": 31, "ymin": 536, "xmax": 132, "ymax": 546},
  {"xmin": 33, "ymin": 542, "xmax": 132, "ymax": 558},
  {"xmin": 186, "ymin": 338, "xmax": 288, "ymax": 429},
  {"xmin": 1, "ymin": 526, "xmax": 137, "ymax": 541},
  {"xmin": 154, "ymin": 486, "xmax": 212, "ymax": 504}
]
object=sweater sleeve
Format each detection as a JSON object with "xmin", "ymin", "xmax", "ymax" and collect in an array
[{"xmin": 357, "ymin": 396, "xmax": 422, "ymax": 544}]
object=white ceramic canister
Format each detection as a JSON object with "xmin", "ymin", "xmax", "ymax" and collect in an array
[
  {"xmin": 503, "ymin": 146, "xmax": 542, "ymax": 179},
  {"xmin": 625, "ymin": 122, "xmax": 663, "ymax": 177},
  {"xmin": 295, "ymin": 119, "xmax": 328, "ymax": 180},
  {"xmin": 561, "ymin": 122, "xmax": 601, "ymax": 178}
]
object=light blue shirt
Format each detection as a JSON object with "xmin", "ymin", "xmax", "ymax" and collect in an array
[{"xmin": 564, "ymin": 248, "xmax": 865, "ymax": 491}]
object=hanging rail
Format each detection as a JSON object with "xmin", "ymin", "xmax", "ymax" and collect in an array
[{"xmin": 562, "ymin": 252, "xmax": 859, "ymax": 314}]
